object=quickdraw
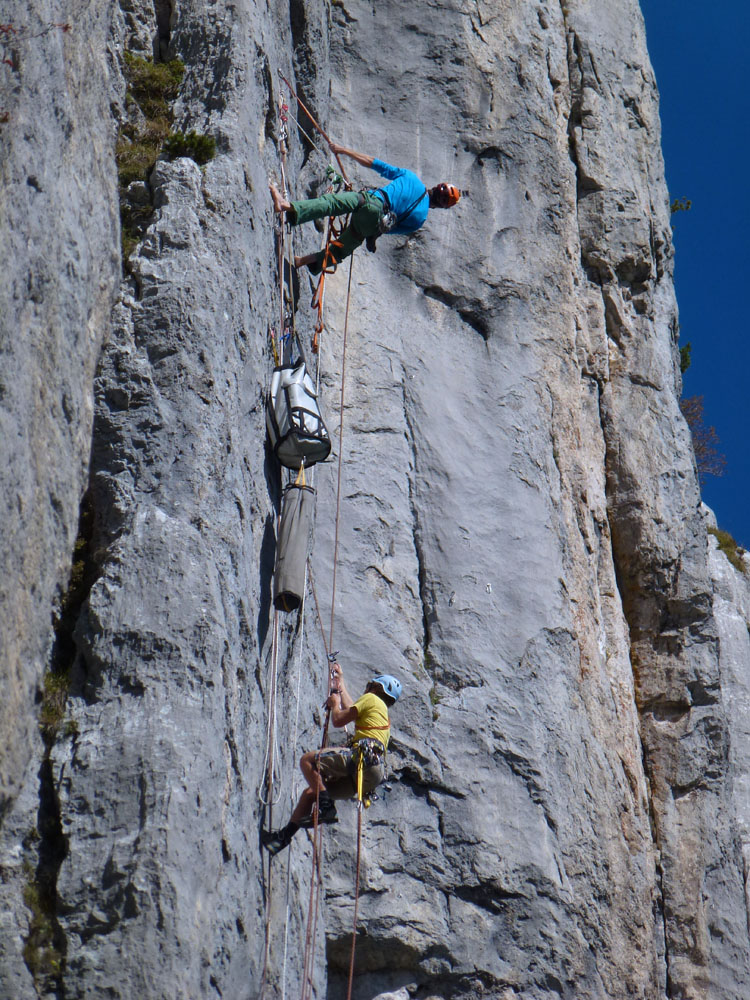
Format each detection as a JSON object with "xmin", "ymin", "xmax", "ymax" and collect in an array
[{"xmin": 352, "ymin": 737, "xmax": 385, "ymax": 771}]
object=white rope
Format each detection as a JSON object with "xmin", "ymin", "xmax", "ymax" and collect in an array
[
  {"xmin": 258, "ymin": 607, "xmax": 283, "ymax": 806},
  {"xmin": 284, "ymin": 101, "xmax": 329, "ymax": 160}
]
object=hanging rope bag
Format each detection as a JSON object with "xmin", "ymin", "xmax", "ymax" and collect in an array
[{"xmin": 266, "ymin": 336, "xmax": 331, "ymax": 469}]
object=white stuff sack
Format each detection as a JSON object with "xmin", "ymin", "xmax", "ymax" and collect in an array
[
  {"xmin": 273, "ymin": 482, "xmax": 315, "ymax": 612},
  {"xmin": 266, "ymin": 360, "xmax": 331, "ymax": 469}
]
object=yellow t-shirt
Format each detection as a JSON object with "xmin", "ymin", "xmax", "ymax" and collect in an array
[{"xmin": 353, "ymin": 692, "xmax": 390, "ymax": 750}]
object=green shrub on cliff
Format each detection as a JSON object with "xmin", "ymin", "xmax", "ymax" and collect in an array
[
  {"xmin": 117, "ymin": 54, "xmax": 185, "ymax": 186},
  {"xmin": 117, "ymin": 54, "xmax": 184, "ymax": 262},
  {"xmin": 117, "ymin": 54, "xmax": 216, "ymax": 262},
  {"xmin": 708, "ymin": 526, "xmax": 747, "ymax": 575},
  {"xmin": 123, "ymin": 51, "xmax": 184, "ymax": 121},
  {"xmin": 164, "ymin": 130, "xmax": 216, "ymax": 165}
]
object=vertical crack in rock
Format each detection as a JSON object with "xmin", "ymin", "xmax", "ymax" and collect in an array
[
  {"xmin": 153, "ymin": 0, "xmax": 175, "ymax": 60},
  {"xmin": 51, "ymin": 494, "xmax": 103, "ymax": 686},
  {"xmin": 23, "ymin": 756, "xmax": 69, "ymax": 998},
  {"xmin": 564, "ymin": 25, "xmax": 602, "ymax": 205},
  {"xmin": 288, "ymin": 0, "xmax": 328, "ymax": 162},
  {"xmin": 641, "ymin": 739, "xmax": 674, "ymax": 998},
  {"xmin": 257, "ymin": 44, "xmax": 277, "ymax": 144},
  {"xmin": 22, "ymin": 491, "xmax": 100, "ymax": 995},
  {"xmin": 401, "ymin": 375, "xmax": 432, "ymax": 672}
]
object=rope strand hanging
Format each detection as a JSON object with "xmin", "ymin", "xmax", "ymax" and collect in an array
[
  {"xmin": 279, "ymin": 71, "xmax": 351, "ymax": 187},
  {"xmin": 264, "ymin": 73, "xmax": 368, "ymax": 1000}
]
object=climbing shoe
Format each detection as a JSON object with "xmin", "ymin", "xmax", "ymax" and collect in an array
[
  {"xmin": 299, "ymin": 796, "xmax": 338, "ymax": 829},
  {"xmin": 318, "ymin": 796, "xmax": 338, "ymax": 824},
  {"xmin": 261, "ymin": 823, "xmax": 296, "ymax": 856}
]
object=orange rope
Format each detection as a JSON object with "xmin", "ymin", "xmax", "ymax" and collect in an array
[
  {"xmin": 279, "ymin": 72, "xmax": 351, "ymax": 187},
  {"xmin": 300, "ymin": 256, "xmax": 356, "ymax": 998},
  {"xmin": 311, "ymin": 216, "xmax": 351, "ymax": 353},
  {"xmin": 328, "ymin": 253, "xmax": 355, "ymax": 652}
]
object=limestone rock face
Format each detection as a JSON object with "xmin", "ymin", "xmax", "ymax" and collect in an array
[
  {"xmin": 0, "ymin": 0, "xmax": 120, "ymax": 817},
  {"xmin": 707, "ymin": 507, "xmax": 750, "ymax": 930},
  {"xmin": 1, "ymin": 2, "xmax": 749, "ymax": 1000}
]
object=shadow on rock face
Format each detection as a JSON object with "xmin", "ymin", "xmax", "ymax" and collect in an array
[{"xmin": 257, "ymin": 512, "xmax": 277, "ymax": 653}]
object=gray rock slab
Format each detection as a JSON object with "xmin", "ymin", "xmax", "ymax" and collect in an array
[
  {"xmin": 0, "ymin": 0, "xmax": 120, "ymax": 818},
  {"xmin": 1, "ymin": 1, "xmax": 750, "ymax": 999}
]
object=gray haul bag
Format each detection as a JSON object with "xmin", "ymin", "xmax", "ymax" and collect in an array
[{"xmin": 266, "ymin": 354, "xmax": 330, "ymax": 469}]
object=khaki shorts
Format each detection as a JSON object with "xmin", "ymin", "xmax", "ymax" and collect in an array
[{"xmin": 314, "ymin": 747, "xmax": 384, "ymax": 801}]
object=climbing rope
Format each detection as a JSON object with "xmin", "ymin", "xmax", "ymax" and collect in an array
[
  {"xmin": 258, "ymin": 582, "xmax": 282, "ymax": 1000},
  {"xmin": 259, "ymin": 92, "xmax": 297, "ymax": 1000},
  {"xmin": 276, "ymin": 93, "xmax": 290, "ymax": 365},
  {"xmin": 299, "ymin": 648, "xmax": 338, "ymax": 1000},
  {"xmin": 346, "ymin": 790, "xmax": 365, "ymax": 1000},
  {"xmin": 283, "ymin": 99, "xmax": 329, "ymax": 161},
  {"xmin": 264, "ymin": 72, "xmax": 370, "ymax": 1000},
  {"xmin": 296, "ymin": 251, "xmax": 357, "ymax": 1000},
  {"xmin": 328, "ymin": 254, "xmax": 355, "ymax": 652},
  {"xmin": 280, "ymin": 580, "xmax": 308, "ymax": 1000},
  {"xmin": 279, "ymin": 71, "xmax": 351, "ymax": 186}
]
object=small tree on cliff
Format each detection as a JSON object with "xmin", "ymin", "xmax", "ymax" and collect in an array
[{"xmin": 680, "ymin": 395, "xmax": 726, "ymax": 483}]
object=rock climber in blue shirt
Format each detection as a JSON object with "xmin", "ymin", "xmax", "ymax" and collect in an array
[{"xmin": 269, "ymin": 143, "xmax": 461, "ymax": 275}]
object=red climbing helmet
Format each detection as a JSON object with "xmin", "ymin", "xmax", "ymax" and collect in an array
[
  {"xmin": 370, "ymin": 674, "xmax": 402, "ymax": 703},
  {"xmin": 435, "ymin": 182, "xmax": 461, "ymax": 207}
]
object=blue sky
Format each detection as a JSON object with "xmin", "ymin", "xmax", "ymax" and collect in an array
[{"xmin": 639, "ymin": 0, "xmax": 750, "ymax": 547}]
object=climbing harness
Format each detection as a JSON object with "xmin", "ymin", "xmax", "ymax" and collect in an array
[
  {"xmin": 366, "ymin": 185, "xmax": 428, "ymax": 252},
  {"xmin": 351, "ymin": 736, "xmax": 386, "ymax": 769}
]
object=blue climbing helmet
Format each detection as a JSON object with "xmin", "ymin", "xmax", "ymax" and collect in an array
[{"xmin": 369, "ymin": 674, "xmax": 402, "ymax": 703}]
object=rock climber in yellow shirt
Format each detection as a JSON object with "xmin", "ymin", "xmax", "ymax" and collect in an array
[{"xmin": 262, "ymin": 661, "xmax": 401, "ymax": 855}]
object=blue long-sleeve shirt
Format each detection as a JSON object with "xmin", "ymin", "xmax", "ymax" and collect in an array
[{"xmin": 370, "ymin": 159, "xmax": 429, "ymax": 235}]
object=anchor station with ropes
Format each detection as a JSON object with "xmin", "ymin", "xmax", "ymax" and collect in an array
[{"xmin": 259, "ymin": 73, "xmax": 396, "ymax": 1000}]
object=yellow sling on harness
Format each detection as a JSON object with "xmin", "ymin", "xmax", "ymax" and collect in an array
[{"xmin": 356, "ymin": 750, "xmax": 364, "ymax": 803}]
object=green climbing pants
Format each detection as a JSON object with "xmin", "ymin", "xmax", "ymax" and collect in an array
[{"xmin": 289, "ymin": 190, "xmax": 384, "ymax": 275}]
